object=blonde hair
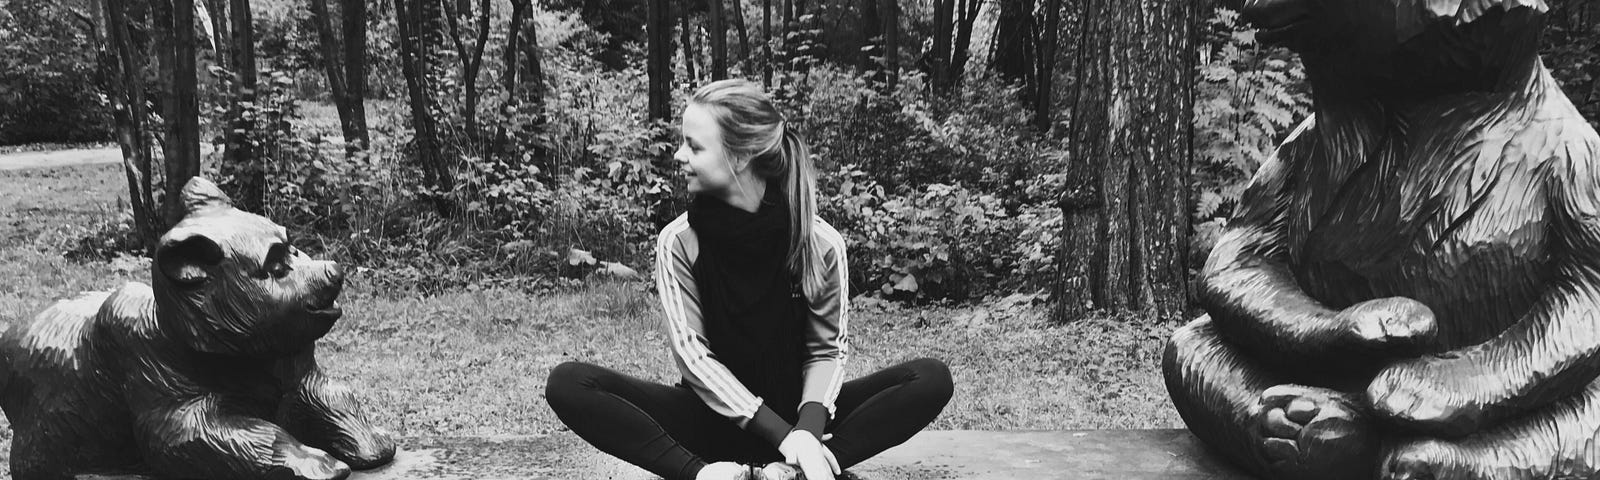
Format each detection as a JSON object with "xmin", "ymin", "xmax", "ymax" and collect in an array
[{"xmin": 690, "ymin": 79, "xmax": 823, "ymax": 289}]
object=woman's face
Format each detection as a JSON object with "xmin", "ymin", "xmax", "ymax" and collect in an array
[{"xmin": 675, "ymin": 104, "xmax": 739, "ymax": 197}]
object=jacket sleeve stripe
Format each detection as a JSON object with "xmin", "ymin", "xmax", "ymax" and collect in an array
[
  {"xmin": 656, "ymin": 220, "xmax": 762, "ymax": 415},
  {"xmin": 817, "ymin": 221, "xmax": 851, "ymax": 410}
]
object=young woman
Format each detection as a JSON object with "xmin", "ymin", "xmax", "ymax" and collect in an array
[{"xmin": 545, "ymin": 79, "xmax": 954, "ymax": 480}]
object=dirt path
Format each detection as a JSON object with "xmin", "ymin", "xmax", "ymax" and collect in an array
[
  {"xmin": 0, "ymin": 147, "xmax": 123, "ymax": 171},
  {"xmin": 0, "ymin": 145, "xmax": 222, "ymax": 171}
]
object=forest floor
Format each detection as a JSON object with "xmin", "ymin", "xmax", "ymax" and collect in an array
[{"xmin": 0, "ymin": 158, "xmax": 1186, "ymax": 478}]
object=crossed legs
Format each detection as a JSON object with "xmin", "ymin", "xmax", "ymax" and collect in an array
[{"xmin": 545, "ymin": 358, "xmax": 954, "ymax": 480}]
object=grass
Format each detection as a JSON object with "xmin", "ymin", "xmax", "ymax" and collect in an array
[{"xmin": 0, "ymin": 162, "xmax": 1186, "ymax": 477}]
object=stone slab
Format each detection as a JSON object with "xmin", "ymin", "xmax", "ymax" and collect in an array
[{"xmin": 74, "ymin": 430, "xmax": 1253, "ymax": 479}]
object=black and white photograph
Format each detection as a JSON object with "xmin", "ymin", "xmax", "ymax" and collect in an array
[{"xmin": 0, "ymin": 0, "xmax": 1597, "ymax": 477}]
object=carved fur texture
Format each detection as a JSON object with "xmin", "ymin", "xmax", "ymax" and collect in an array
[
  {"xmin": 0, "ymin": 178, "xmax": 394, "ymax": 480},
  {"xmin": 1164, "ymin": 0, "xmax": 1600, "ymax": 479}
]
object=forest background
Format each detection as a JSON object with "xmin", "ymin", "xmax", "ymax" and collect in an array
[
  {"xmin": 0, "ymin": 0, "xmax": 1597, "ymax": 472},
  {"xmin": 4, "ymin": 0, "xmax": 1599, "ymax": 316}
]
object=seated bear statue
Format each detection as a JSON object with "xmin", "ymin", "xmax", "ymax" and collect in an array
[
  {"xmin": 0, "ymin": 178, "xmax": 395, "ymax": 480},
  {"xmin": 1164, "ymin": 0, "xmax": 1600, "ymax": 479}
]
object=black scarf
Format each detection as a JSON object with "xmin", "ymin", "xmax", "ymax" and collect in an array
[{"xmin": 687, "ymin": 186, "xmax": 807, "ymax": 417}]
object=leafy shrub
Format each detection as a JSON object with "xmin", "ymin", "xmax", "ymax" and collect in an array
[
  {"xmin": 770, "ymin": 64, "xmax": 1067, "ymax": 302},
  {"xmin": 824, "ymin": 175, "xmax": 1020, "ymax": 302},
  {"xmin": 1191, "ymin": 7, "xmax": 1310, "ymax": 262}
]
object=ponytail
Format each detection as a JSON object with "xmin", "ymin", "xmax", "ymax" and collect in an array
[{"xmin": 779, "ymin": 123, "xmax": 822, "ymax": 290}]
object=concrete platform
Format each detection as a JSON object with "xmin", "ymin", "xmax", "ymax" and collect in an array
[{"xmin": 341, "ymin": 430, "xmax": 1253, "ymax": 480}]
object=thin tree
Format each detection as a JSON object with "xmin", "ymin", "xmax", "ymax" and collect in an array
[
  {"xmin": 310, "ymin": 0, "xmax": 370, "ymax": 151},
  {"xmin": 946, "ymin": 0, "xmax": 981, "ymax": 89},
  {"xmin": 1032, "ymin": 0, "xmax": 1059, "ymax": 132},
  {"xmin": 492, "ymin": 0, "xmax": 548, "ymax": 158},
  {"xmin": 708, "ymin": 0, "xmax": 728, "ymax": 79},
  {"xmin": 222, "ymin": 0, "xmax": 261, "ymax": 212},
  {"xmin": 646, "ymin": 0, "xmax": 672, "ymax": 122},
  {"xmin": 926, "ymin": 0, "xmax": 981, "ymax": 95},
  {"xmin": 988, "ymin": 0, "xmax": 1034, "ymax": 81},
  {"xmin": 928, "ymin": 0, "xmax": 952, "ymax": 92},
  {"xmin": 441, "ymin": 0, "xmax": 493, "ymax": 136},
  {"xmin": 519, "ymin": 1, "xmax": 544, "ymax": 99},
  {"xmin": 988, "ymin": 0, "xmax": 1035, "ymax": 89},
  {"xmin": 1052, "ymin": 0, "xmax": 1194, "ymax": 319},
  {"xmin": 878, "ymin": 0, "xmax": 897, "ymax": 89},
  {"xmin": 202, "ymin": 0, "xmax": 229, "ymax": 70},
  {"xmin": 494, "ymin": 0, "xmax": 530, "ymax": 153},
  {"xmin": 731, "ymin": 0, "xmax": 749, "ymax": 63},
  {"xmin": 856, "ymin": 0, "xmax": 880, "ymax": 74},
  {"xmin": 762, "ymin": 0, "xmax": 772, "ymax": 86},
  {"xmin": 394, "ymin": 0, "xmax": 453, "ymax": 192},
  {"xmin": 152, "ymin": 0, "xmax": 202, "ymax": 225},
  {"xmin": 99, "ymin": 0, "xmax": 157, "ymax": 252},
  {"xmin": 681, "ymin": 3, "xmax": 697, "ymax": 82}
]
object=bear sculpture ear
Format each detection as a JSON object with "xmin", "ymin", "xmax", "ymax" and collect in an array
[
  {"xmin": 157, "ymin": 232, "xmax": 224, "ymax": 286},
  {"xmin": 181, "ymin": 177, "xmax": 234, "ymax": 215}
]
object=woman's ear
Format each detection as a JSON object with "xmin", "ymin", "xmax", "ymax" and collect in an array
[{"xmin": 726, "ymin": 155, "xmax": 750, "ymax": 174}]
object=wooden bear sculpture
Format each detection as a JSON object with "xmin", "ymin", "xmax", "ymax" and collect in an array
[
  {"xmin": 1163, "ymin": 0, "xmax": 1600, "ymax": 479},
  {"xmin": 0, "ymin": 178, "xmax": 395, "ymax": 480}
]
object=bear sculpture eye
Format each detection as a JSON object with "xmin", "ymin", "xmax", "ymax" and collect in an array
[{"xmin": 263, "ymin": 243, "xmax": 293, "ymax": 279}]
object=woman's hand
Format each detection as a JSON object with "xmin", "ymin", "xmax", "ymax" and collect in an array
[{"xmin": 778, "ymin": 430, "xmax": 840, "ymax": 480}]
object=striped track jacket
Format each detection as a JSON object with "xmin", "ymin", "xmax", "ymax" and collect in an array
[{"xmin": 654, "ymin": 213, "xmax": 851, "ymax": 444}]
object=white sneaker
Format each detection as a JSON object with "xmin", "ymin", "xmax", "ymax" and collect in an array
[
  {"xmin": 695, "ymin": 462, "xmax": 753, "ymax": 480},
  {"xmin": 755, "ymin": 462, "xmax": 804, "ymax": 480}
]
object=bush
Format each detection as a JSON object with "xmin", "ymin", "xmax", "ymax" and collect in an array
[{"xmin": 825, "ymin": 177, "xmax": 1025, "ymax": 303}]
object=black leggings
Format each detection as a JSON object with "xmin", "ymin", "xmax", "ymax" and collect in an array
[{"xmin": 545, "ymin": 358, "xmax": 954, "ymax": 480}]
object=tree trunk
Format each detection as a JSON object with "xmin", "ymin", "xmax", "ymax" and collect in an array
[
  {"xmin": 989, "ymin": 0, "xmax": 1034, "ymax": 87},
  {"xmin": 494, "ymin": 0, "xmax": 528, "ymax": 154},
  {"xmin": 395, "ymin": 0, "xmax": 452, "ymax": 192},
  {"xmin": 441, "ymin": 0, "xmax": 492, "ymax": 137},
  {"xmin": 1052, "ymin": 0, "xmax": 1193, "ymax": 320},
  {"xmin": 521, "ymin": 2, "xmax": 544, "ymax": 100},
  {"xmin": 310, "ymin": 0, "xmax": 368, "ymax": 151},
  {"xmin": 155, "ymin": 0, "xmax": 202, "ymax": 225},
  {"xmin": 341, "ymin": 0, "xmax": 368, "ymax": 149},
  {"xmin": 100, "ymin": 0, "xmax": 158, "ymax": 253},
  {"xmin": 928, "ymin": 0, "xmax": 952, "ymax": 94},
  {"xmin": 946, "ymin": 0, "xmax": 981, "ymax": 90},
  {"xmin": 311, "ymin": 0, "xmax": 351, "ymax": 144},
  {"xmin": 762, "ymin": 0, "xmax": 772, "ymax": 86},
  {"xmin": 202, "ymin": 0, "xmax": 229, "ymax": 69},
  {"xmin": 708, "ymin": 0, "xmax": 728, "ymax": 79},
  {"xmin": 646, "ymin": 0, "xmax": 672, "ymax": 122},
  {"xmin": 1033, "ymin": 0, "xmax": 1059, "ymax": 132},
  {"xmin": 879, "ymin": 0, "xmax": 897, "ymax": 89},
  {"xmin": 732, "ymin": 0, "xmax": 749, "ymax": 63},
  {"xmin": 681, "ymin": 4, "xmax": 697, "ymax": 82},
  {"xmin": 856, "ymin": 0, "xmax": 880, "ymax": 73},
  {"xmin": 780, "ymin": 0, "xmax": 792, "ymax": 59},
  {"xmin": 222, "ymin": 0, "xmax": 260, "ymax": 212}
]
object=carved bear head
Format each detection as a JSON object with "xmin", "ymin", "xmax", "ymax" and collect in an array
[
  {"xmin": 1241, "ymin": 0, "xmax": 1549, "ymax": 97},
  {"xmin": 152, "ymin": 178, "xmax": 346, "ymax": 357}
]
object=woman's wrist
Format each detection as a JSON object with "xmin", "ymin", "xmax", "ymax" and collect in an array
[
  {"xmin": 745, "ymin": 403, "xmax": 794, "ymax": 446},
  {"xmin": 792, "ymin": 401, "xmax": 829, "ymax": 440}
]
